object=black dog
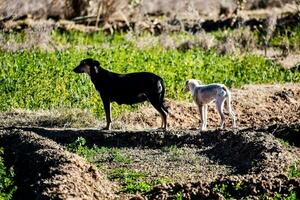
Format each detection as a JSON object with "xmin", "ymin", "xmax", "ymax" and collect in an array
[{"xmin": 74, "ymin": 58, "xmax": 168, "ymax": 130}]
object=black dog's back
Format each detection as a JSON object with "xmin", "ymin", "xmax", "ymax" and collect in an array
[{"xmin": 93, "ymin": 70, "xmax": 166, "ymax": 107}]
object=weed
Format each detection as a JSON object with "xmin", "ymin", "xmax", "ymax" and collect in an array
[
  {"xmin": 161, "ymin": 145, "xmax": 183, "ymax": 161},
  {"xmin": 175, "ymin": 192, "xmax": 183, "ymax": 200},
  {"xmin": 260, "ymin": 191, "xmax": 297, "ymax": 200},
  {"xmin": 277, "ymin": 138, "xmax": 290, "ymax": 148},
  {"xmin": 288, "ymin": 161, "xmax": 300, "ymax": 178},
  {"xmin": 67, "ymin": 137, "xmax": 132, "ymax": 164},
  {"xmin": 0, "ymin": 147, "xmax": 16, "ymax": 199},
  {"xmin": 213, "ymin": 183, "xmax": 231, "ymax": 199},
  {"xmin": 109, "ymin": 168, "xmax": 150, "ymax": 193}
]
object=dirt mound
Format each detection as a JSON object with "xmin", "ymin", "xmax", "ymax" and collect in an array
[
  {"xmin": 0, "ymin": 129, "xmax": 115, "ymax": 199},
  {"xmin": 117, "ymin": 84, "xmax": 300, "ymax": 130},
  {"xmin": 145, "ymin": 174, "xmax": 300, "ymax": 199}
]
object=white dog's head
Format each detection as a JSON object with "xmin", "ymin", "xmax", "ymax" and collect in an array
[{"xmin": 185, "ymin": 79, "xmax": 201, "ymax": 92}]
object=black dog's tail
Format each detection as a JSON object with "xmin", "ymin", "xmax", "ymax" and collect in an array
[{"xmin": 158, "ymin": 79, "xmax": 169, "ymax": 114}]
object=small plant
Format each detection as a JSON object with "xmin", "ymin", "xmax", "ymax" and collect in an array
[
  {"xmin": 0, "ymin": 147, "xmax": 17, "ymax": 199},
  {"xmin": 109, "ymin": 168, "xmax": 150, "ymax": 193},
  {"xmin": 161, "ymin": 145, "xmax": 183, "ymax": 161},
  {"xmin": 288, "ymin": 161, "xmax": 300, "ymax": 178},
  {"xmin": 110, "ymin": 148, "xmax": 132, "ymax": 164},
  {"xmin": 277, "ymin": 138, "xmax": 290, "ymax": 148},
  {"xmin": 175, "ymin": 192, "xmax": 183, "ymax": 200},
  {"xmin": 213, "ymin": 183, "xmax": 231, "ymax": 199},
  {"xmin": 108, "ymin": 168, "xmax": 170, "ymax": 194},
  {"xmin": 67, "ymin": 137, "xmax": 132, "ymax": 164},
  {"xmin": 261, "ymin": 191, "xmax": 297, "ymax": 200}
]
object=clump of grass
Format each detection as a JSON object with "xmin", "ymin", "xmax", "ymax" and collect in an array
[
  {"xmin": 271, "ymin": 24, "xmax": 300, "ymax": 53},
  {"xmin": 0, "ymin": 22, "xmax": 54, "ymax": 52},
  {"xmin": 261, "ymin": 191, "xmax": 297, "ymax": 200},
  {"xmin": 288, "ymin": 161, "xmax": 300, "ymax": 178},
  {"xmin": 213, "ymin": 182, "xmax": 298, "ymax": 200},
  {"xmin": 277, "ymin": 138, "xmax": 290, "ymax": 148},
  {"xmin": 0, "ymin": 148, "xmax": 16, "ymax": 199},
  {"xmin": 216, "ymin": 27, "xmax": 257, "ymax": 54},
  {"xmin": 108, "ymin": 168, "xmax": 170, "ymax": 194},
  {"xmin": 109, "ymin": 168, "xmax": 151, "ymax": 193},
  {"xmin": 161, "ymin": 145, "xmax": 183, "ymax": 161},
  {"xmin": 67, "ymin": 137, "xmax": 132, "ymax": 164}
]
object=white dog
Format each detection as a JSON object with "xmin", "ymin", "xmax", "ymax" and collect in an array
[{"xmin": 185, "ymin": 79, "xmax": 236, "ymax": 130}]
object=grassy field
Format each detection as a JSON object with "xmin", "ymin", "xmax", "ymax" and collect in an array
[{"xmin": 0, "ymin": 29, "xmax": 299, "ymax": 119}]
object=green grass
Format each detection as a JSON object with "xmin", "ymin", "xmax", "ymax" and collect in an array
[
  {"xmin": 67, "ymin": 137, "xmax": 132, "ymax": 164},
  {"xmin": 1, "ymin": 30, "xmax": 299, "ymax": 118},
  {"xmin": 67, "ymin": 137, "xmax": 170, "ymax": 194},
  {"xmin": 260, "ymin": 191, "xmax": 297, "ymax": 200},
  {"xmin": 271, "ymin": 24, "xmax": 300, "ymax": 50},
  {"xmin": 288, "ymin": 161, "xmax": 300, "ymax": 178},
  {"xmin": 0, "ymin": 148, "xmax": 16, "ymax": 200},
  {"xmin": 212, "ymin": 182, "xmax": 298, "ymax": 200},
  {"xmin": 108, "ymin": 167, "xmax": 170, "ymax": 194},
  {"xmin": 161, "ymin": 145, "xmax": 183, "ymax": 161}
]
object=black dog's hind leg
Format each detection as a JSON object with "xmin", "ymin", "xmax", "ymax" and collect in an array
[{"xmin": 148, "ymin": 95, "xmax": 167, "ymax": 130}]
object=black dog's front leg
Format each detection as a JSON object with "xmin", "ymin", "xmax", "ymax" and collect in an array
[{"xmin": 102, "ymin": 97, "xmax": 112, "ymax": 130}]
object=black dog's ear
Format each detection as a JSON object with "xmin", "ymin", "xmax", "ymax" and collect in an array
[{"xmin": 93, "ymin": 60, "xmax": 100, "ymax": 67}]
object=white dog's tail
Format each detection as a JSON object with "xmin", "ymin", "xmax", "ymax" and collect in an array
[{"xmin": 222, "ymin": 86, "xmax": 237, "ymax": 128}]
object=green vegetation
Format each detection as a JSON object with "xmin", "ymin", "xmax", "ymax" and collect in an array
[
  {"xmin": 0, "ymin": 148, "xmax": 16, "ymax": 200},
  {"xmin": 161, "ymin": 145, "xmax": 184, "ymax": 161},
  {"xmin": 1, "ymin": 29, "xmax": 299, "ymax": 118},
  {"xmin": 288, "ymin": 161, "xmax": 300, "ymax": 178},
  {"xmin": 109, "ymin": 168, "xmax": 151, "ymax": 193},
  {"xmin": 67, "ymin": 137, "xmax": 171, "ymax": 194},
  {"xmin": 212, "ymin": 183, "xmax": 298, "ymax": 200},
  {"xmin": 260, "ymin": 191, "xmax": 297, "ymax": 200},
  {"xmin": 271, "ymin": 24, "xmax": 300, "ymax": 51},
  {"xmin": 108, "ymin": 167, "xmax": 170, "ymax": 194},
  {"xmin": 67, "ymin": 137, "xmax": 132, "ymax": 164},
  {"xmin": 277, "ymin": 138, "xmax": 290, "ymax": 148}
]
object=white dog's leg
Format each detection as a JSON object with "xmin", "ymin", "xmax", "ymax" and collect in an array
[
  {"xmin": 203, "ymin": 104, "xmax": 208, "ymax": 130},
  {"xmin": 226, "ymin": 95, "xmax": 237, "ymax": 128},
  {"xmin": 216, "ymin": 98, "xmax": 225, "ymax": 129},
  {"xmin": 198, "ymin": 104, "xmax": 206, "ymax": 130}
]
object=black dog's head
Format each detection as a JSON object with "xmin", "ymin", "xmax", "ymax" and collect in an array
[{"xmin": 73, "ymin": 58, "xmax": 101, "ymax": 75}]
